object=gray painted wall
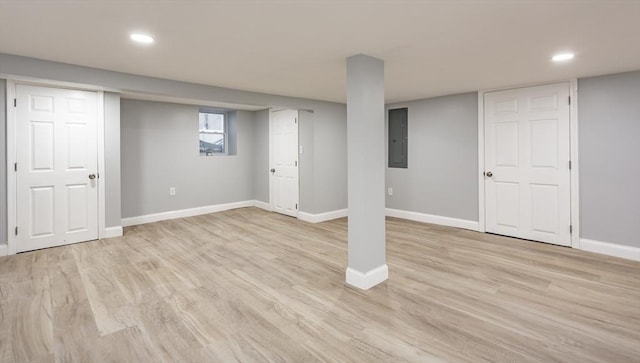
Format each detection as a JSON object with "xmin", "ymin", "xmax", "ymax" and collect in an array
[
  {"xmin": 0, "ymin": 53, "xmax": 345, "ymax": 126},
  {"xmin": 0, "ymin": 80, "xmax": 6, "ymax": 244},
  {"xmin": 309, "ymin": 106, "xmax": 348, "ymax": 214},
  {"xmin": 0, "ymin": 53, "xmax": 347, "ymax": 217},
  {"xmin": 1, "ymin": 52, "xmax": 635, "ymax": 251},
  {"xmin": 104, "ymin": 92, "xmax": 122, "ymax": 228},
  {"xmin": 299, "ymin": 110, "xmax": 315, "ymax": 212},
  {"xmin": 385, "ymin": 92, "xmax": 479, "ymax": 222},
  {"xmin": 121, "ymin": 99, "xmax": 255, "ymax": 218},
  {"xmin": 252, "ymin": 109, "xmax": 270, "ymax": 204},
  {"xmin": 578, "ymin": 71, "xmax": 640, "ymax": 248}
]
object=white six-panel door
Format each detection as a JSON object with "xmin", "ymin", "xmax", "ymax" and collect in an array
[
  {"xmin": 484, "ymin": 83, "xmax": 571, "ymax": 246},
  {"xmin": 16, "ymin": 84, "xmax": 99, "ymax": 252},
  {"xmin": 269, "ymin": 109, "xmax": 299, "ymax": 217}
]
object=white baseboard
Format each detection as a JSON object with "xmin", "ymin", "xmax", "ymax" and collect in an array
[
  {"xmin": 296, "ymin": 207, "xmax": 478, "ymax": 229},
  {"xmin": 580, "ymin": 238, "xmax": 640, "ymax": 261},
  {"xmin": 121, "ymin": 200, "xmax": 254, "ymax": 227},
  {"xmin": 346, "ymin": 264, "xmax": 389, "ymax": 290},
  {"xmin": 101, "ymin": 226, "xmax": 123, "ymax": 239},
  {"xmin": 253, "ymin": 200, "xmax": 271, "ymax": 211},
  {"xmin": 298, "ymin": 208, "xmax": 348, "ymax": 223},
  {"xmin": 0, "ymin": 244, "xmax": 7, "ymax": 257},
  {"xmin": 386, "ymin": 208, "xmax": 479, "ymax": 231}
]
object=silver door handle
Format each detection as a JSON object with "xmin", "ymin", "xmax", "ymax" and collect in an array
[
  {"xmin": 89, "ymin": 174, "xmax": 96, "ymax": 180},
  {"xmin": 485, "ymin": 171, "xmax": 493, "ymax": 177}
]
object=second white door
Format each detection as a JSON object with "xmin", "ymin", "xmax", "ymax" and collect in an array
[
  {"xmin": 484, "ymin": 82, "xmax": 571, "ymax": 246},
  {"xmin": 269, "ymin": 109, "xmax": 299, "ymax": 217},
  {"xmin": 15, "ymin": 84, "xmax": 99, "ymax": 252}
]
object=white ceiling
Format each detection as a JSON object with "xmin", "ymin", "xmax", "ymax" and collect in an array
[{"xmin": 0, "ymin": 1, "xmax": 639, "ymax": 103}]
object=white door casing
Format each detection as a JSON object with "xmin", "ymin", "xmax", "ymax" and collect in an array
[
  {"xmin": 15, "ymin": 84, "xmax": 99, "ymax": 252},
  {"xmin": 484, "ymin": 82, "xmax": 571, "ymax": 246},
  {"xmin": 269, "ymin": 109, "xmax": 299, "ymax": 217}
]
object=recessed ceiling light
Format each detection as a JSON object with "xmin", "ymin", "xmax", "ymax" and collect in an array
[
  {"xmin": 552, "ymin": 53, "xmax": 575, "ymax": 62},
  {"xmin": 130, "ymin": 33, "xmax": 154, "ymax": 44}
]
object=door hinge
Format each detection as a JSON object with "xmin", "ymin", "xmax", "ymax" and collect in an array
[
  {"xmin": 568, "ymin": 160, "xmax": 572, "ymax": 170},
  {"xmin": 295, "ymin": 161, "xmax": 298, "ymax": 167},
  {"xmin": 14, "ymin": 98, "xmax": 17, "ymax": 107},
  {"xmin": 14, "ymin": 163, "xmax": 17, "ymax": 172},
  {"xmin": 295, "ymin": 203, "xmax": 298, "ymax": 210},
  {"xmin": 15, "ymin": 226, "xmax": 18, "ymax": 236},
  {"xmin": 568, "ymin": 96, "xmax": 571, "ymax": 105},
  {"xmin": 570, "ymin": 225, "xmax": 573, "ymax": 234},
  {"xmin": 295, "ymin": 117, "xmax": 297, "ymax": 124}
]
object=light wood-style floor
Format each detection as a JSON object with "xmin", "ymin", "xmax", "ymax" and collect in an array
[{"xmin": 0, "ymin": 207, "xmax": 638, "ymax": 363}]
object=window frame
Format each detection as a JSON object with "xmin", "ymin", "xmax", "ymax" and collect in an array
[{"xmin": 199, "ymin": 111, "xmax": 228, "ymax": 156}]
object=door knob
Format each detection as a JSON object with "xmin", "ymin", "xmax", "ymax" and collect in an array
[
  {"xmin": 270, "ymin": 168, "xmax": 276, "ymax": 173},
  {"xmin": 88, "ymin": 174, "xmax": 96, "ymax": 180},
  {"xmin": 486, "ymin": 171, "xmax": 493, "ymax": 177}
]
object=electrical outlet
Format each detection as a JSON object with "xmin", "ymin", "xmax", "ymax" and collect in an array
[
  {"xmin": 388, "ymin": 187, "xmax": 393, "ymax": 196},
  {"xmin": 169, "ymin": 187, "xmax": 176, "ymax": 196}
]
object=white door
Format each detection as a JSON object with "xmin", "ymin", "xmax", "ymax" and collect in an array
[
  {"xmin": 269, "ymin": 109, "xmax": 299, "ymax": 217},
  {"xmin": 484, "ymin": 82, "xmax": 571, "ymax": 246},
  {"xmin": 16, "ymin": 84, "xmax": 99, "ymax": 252}
]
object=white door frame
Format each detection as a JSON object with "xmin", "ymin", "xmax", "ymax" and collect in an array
[
  {"xmin": 478, "ymin": 79, "xmax": 580, "ymax": 249},
  {"xmin": 5, "ymin": 78, "xmax": 107, "ymax": 255},
  {"xmin": 268, "ymin": 108, "xmax": 300, "ymax": 217}
]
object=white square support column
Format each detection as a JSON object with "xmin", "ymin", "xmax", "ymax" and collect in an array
[{"xmin": 345, "ymin": 54, "xmax": 388, "ymax": 290}]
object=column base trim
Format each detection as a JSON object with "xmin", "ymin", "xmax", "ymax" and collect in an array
[
  {"xmin": 101, "ymin": 226, "xmax": 123, "ymax": 239},
  {"xmin": 346, "ymin": 264, "xmax": 388, "ymax": 290},
  {"xmin": 299, "ymin": 209, "xmax": 348, "ymax": 223}
]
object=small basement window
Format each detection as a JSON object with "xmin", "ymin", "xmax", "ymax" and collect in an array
[
  {"xmin": 388, "ymin": 108, "xmax": 408, "ymax": 168},
  {"xmin": 199, "ymin": 111, "xmax": 226, "ymax": 156}
]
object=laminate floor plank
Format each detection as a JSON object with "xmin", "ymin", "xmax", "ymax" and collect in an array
[{"xmin": 0, "ymin": 207, "xmax": 638, "ymax": 362}]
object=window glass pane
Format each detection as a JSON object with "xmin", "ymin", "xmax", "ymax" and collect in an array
[
  {"xmin": 199, "ymin": 113, "xmax": 225, "ymax": 133},
  {"xmin": 200, "ymin": 133, "xmax": 225, "ymax": 155}
]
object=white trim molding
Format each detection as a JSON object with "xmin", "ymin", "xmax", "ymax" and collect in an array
[
  {"xmin": 269, "ymin": 108, "xmax": 300, "ymax": 218},
  {"xmin": 346, "ymin": 264, "xmax": 389, "ymax": 290},
  {"xmin": 97, "ymin": 91, "xmax": 107, "ymax": 240},
  {"xmin": 298, "ymin": 209, "xmax": 348, "ymax": 223},
  {"xmin": 101, "ymin": 226, "xmax": 123, "ymax": 239},
  {"xmin": 122, "ymin": 200, "xmax": 254, "ymax": 227},
  {"xmin": 580, "ymin": 239, "xmax": 640, "ymax": 261},
  {"xmin": 0, "ymin": 244, "xmax": 7, "ymax": 257},
  {"xmin": 6, "ymin": 79, "xmax": 17, "ymax": 255},
  {"xmin": 386, "ymin": 208, "xmax": 479, "ymax": 231},
  {"xmin": 478, "ymin": 79, "xmax": 580, "ymax": 246},
  {"xmin": 253, "ymin": 200, "xmax": 271, "ymax": 211},
  {"xmin": 569, "ymin": 79, "xmax": 580, "ymax": 249},
  {"xmin": 477, "ymin": 91, "xmax": 485, "ymax": 233},
  {"xmin": 5, "ymin": 79, "xmax": 108, "ymax": 256}
]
